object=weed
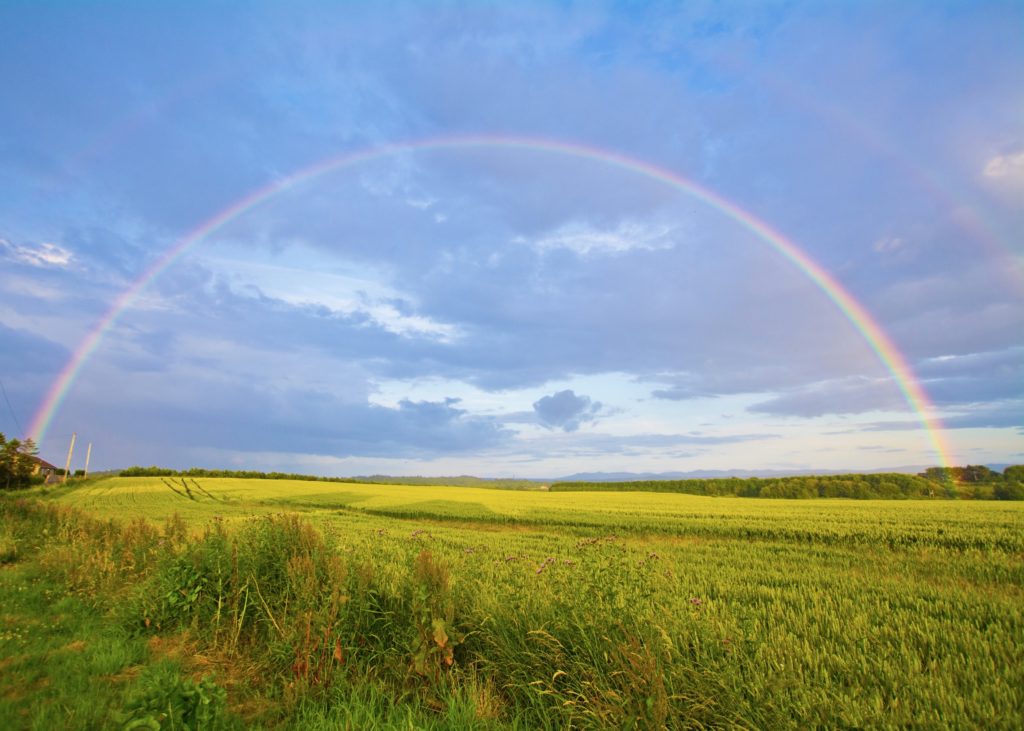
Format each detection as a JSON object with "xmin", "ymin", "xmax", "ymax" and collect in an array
[
  {"xmin": 114, "ymin": 662, "xmax": 236, "ymax": 730},
  {"xmin": 409, "ymin": 550, "xmax": 464, "ymax": 680},
  {"xmin": 0, "ymin": 530, "xmax": 16, "ymax": 564}
]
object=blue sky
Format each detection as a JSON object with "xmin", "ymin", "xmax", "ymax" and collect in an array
[{"xmin": 1, "ymin": 1, "xmax": 1021, "ymax": 477}]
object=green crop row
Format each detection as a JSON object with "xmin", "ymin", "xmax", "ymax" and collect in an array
[{"xmin": 42, "ymin": 476, "xmax": 1024, "ymax": 553}]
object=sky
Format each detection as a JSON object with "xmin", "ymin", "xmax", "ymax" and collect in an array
[{"xmin": 1, "ymin": 1, "xmax": 1021, "ymax": 478}]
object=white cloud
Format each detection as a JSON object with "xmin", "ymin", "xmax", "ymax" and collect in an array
[
  {"xmin": 201, "ymin": 252, "xmax": 461, "ymax": 342},
  {"xmin": 873, "ymin": 236, "xmax": 905, "ymax": 254},
  {"xmin": 517, "ymin": 220, "xmax": 677, "ymax": 256},
  {"xmin": 1, "ymin": 239, "xmax": 73, "ymax": 268},
  {"xmin": 0, "ymin": 273, "xmax": 69, "ymax": 302},
  {"xmin": 533, "ymin": 389, "xmax": 603, "ymax": 432},
  {"xmin": 983, "ymin": 151, "xmax": 1024, "ymax": 182},
  {"xmin": 405, "ymin": 195, "xmax": 437, "ymax": 210},
  {"xmin": 358, "ymin": 301, "xmax": 461, "ymax": 341}
]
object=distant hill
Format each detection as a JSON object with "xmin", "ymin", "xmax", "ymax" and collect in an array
[{"xmin": 114, "ymin": 464, "xmax": 1017, "ymax": 487}]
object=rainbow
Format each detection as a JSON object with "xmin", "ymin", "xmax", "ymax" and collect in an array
[{"xmin": 28, "ymin": 135, "xmax": 955, "ymax": 467}]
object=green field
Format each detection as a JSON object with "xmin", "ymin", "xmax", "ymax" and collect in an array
[{"xmin": 2, "ymin": 477, "xmax": 1022, "ymax": 729}]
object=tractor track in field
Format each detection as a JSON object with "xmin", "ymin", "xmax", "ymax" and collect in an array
[
  {"xmin": 187, "ymin": 478, "xmax": 224, "ymax": 502},
  {"xmin": 160, "ymin": 477, "xmax": 196, "ymax": 501},
  {"xmin": 76, "ymin": 479, "xmax": 117, "ymax": 508},
  {"xmin": 159, "ymin": 477, "xmax": 225, "ymax": 503}
]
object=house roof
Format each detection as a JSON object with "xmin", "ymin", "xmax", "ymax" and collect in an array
[{"xmin": 31, "ymin": 455, "xmax": 59, "ymax": 470}]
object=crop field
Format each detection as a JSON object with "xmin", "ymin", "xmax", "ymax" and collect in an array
[{"xmin": 3, "ymin": 477, "xmax": 1023, "ymax": 729}]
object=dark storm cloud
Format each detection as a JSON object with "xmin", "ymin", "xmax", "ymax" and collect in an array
[
  {"xmin": 97, "ymin": 238, "xmax": 872, "ymax": 397},
  {"xmin": 864, "ymin": 401, "xmax": 1024, "ymax": 433},
  {"xmin": 0, "ymin": 324, "xmax": 68, "ymax": 374},
  {"xmin": 918, "ymin": 348, "xmax": 1024, "ymax": 407},
  {"xmin": 942, "ymin": 404, "xmax": 1023, "ymax": 431},
  {"xmin": 649, "ymin": 359, "xmax": 855, "ymax": 403},
  {"xmin": 748, "ymin": 378, "xmax": 905, "ymax": 418},
  {"xmin": 743, "ymin": 347, "xmax": 1024, "ymax": 420},
  {"xmin": 0, "ymin": 324, "xmax": 68, "ymax": 436},
  {"xmin": 57, "ymin": 374, "xmax": 513, "ymax": 466},
  {"xmin": 533, "ymin": 390, "xmax": 603, "ymax": 432}
]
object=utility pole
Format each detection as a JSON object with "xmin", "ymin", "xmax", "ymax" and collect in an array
[
  {"xmin": 84, "ymin": 442, "xmax": 92, "ymax": 478},
  {"xmin": 63, "ymin": 432, "xmax": 76, "ymax": 484}
]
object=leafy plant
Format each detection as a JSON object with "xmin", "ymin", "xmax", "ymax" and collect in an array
[
  {"xmin": 409, "ymin": 550, "xmax": 464, "ymax": 679},
  {"xmin": 114, "ymin": 664, "xmax": 233, "ymax": 730}
]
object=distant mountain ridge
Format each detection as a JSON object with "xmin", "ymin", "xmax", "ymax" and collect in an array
[{"xmin": 117, "ymin": 464, "xmax": 1015, "ymax": 485}]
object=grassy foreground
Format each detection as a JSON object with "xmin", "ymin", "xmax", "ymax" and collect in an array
[{"xmin": 2, "ymin": 477, "xmax": 1022, "ymax": 729}]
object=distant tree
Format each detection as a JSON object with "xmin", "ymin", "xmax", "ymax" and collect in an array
[
  {"xmin": 0, "ymin": 433, "xmax": 38, "ymax": 490},
  {"xmin": 1003, "ymin": 465, "xmax": 1024, "ymax": 483},
  {"xmin": 959, "ymin": 465, "xmax": 999, "ymax": 483},
  {"xmin": 120, "ymin": 465, "xmax": 176, "ymax": 477},
  {"xmin": 921, "ymin": 467, "xmax": 954, "ymax": 484},
  {"xmin": 994, "ymin": 483, "xmax": 1024, "ymax": 501},
  {"xmin": 920, "ymin": 465, "xmax": 1001, "ymax": 487},
  {"xmin": 995, "ymin": 465, "xmax": 1024, "ymax": 500}
]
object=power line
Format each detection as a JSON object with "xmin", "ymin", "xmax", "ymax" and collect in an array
[{"xmin": 0, "ymin": 378, "xmax": 24, "ymax": 437}]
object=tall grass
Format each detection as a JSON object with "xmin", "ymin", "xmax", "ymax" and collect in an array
[{"xmin": 3, "ymin": 484, "xmax": 1022, "ymax": 729}]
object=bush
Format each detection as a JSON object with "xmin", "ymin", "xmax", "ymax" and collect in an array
[{"xmin": 134, "ymin": 515, "xmax": 352, "ymax": 696}]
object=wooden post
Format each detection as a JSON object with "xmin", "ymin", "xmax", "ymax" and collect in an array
[
  {"xmin": 63, "ymin": 432, "xmax": 76, "ymax": 484},
  {"xmin": 84, "ymin": 442, "xmax": 92, "ymax": 478}
]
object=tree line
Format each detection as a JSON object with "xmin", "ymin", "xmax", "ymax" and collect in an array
[
  {"xmin": 119, "ymin": 465, "xmax": 363, "ymax": 484},
  {"xmin": 6, "ymin": 453, "xmax": 1020, "ymax": 499},
  {"xmin": 550, "ymin": 466, "xmax": 1024, "ymax": 500},
  {"xmin": 118, "ymin": 467, "xmax": 541, "ymax": 489}
]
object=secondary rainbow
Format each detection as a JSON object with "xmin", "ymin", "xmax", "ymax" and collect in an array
[
  {"xmin": 731, "ymin": 63, "xmax": 1024, "ymax": 297},
  {"xmin": 28, "ymin": 135, "xmax": 955, "ymax": 468}
]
